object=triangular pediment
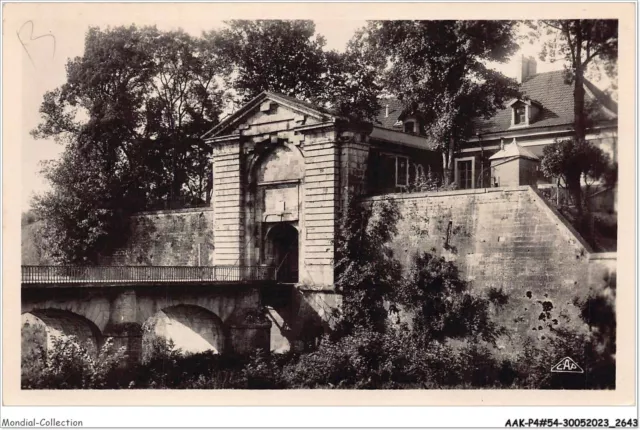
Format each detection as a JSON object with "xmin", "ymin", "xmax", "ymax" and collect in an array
[{"xmin": 202, "ymin": 91, "xmax": 335, "ymax": 140}]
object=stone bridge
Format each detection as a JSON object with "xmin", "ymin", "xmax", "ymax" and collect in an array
[{"xmin": 21, "ymin": 265, "xmax": 281, "ymax": 363}]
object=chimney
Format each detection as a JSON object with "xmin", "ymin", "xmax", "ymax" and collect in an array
[{"xmin": 517, "ymin": 55, "xmax": 537, "ymax": 83}]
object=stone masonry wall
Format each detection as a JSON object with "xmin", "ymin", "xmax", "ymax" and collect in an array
[
  {"xmin": 365, "ymin": 186, "xmax": 614, "ymax": 352},
  {"xmin": 101, "ymin": 208, "xmax": 215, "ymax": 266}
]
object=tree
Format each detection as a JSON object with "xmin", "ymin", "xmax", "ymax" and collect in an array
[
  {"xmin": 142, "ymin": 29, "xmax": 229, "ymax": 207},
  {"xmin": 540, "ymin": 138, "xmax": 613, "ymax": 217},
  {"xmin": 317, "ymin": 29, "xmax": 384, "ymax": 121},
  {"xmin": 362, "ymin": 20, "xmax": 520, "ymax": 184},
  {"xmin": 31, "ymin": 25, "xmax": 228, "ymax": 263},
  {"xmin": 531, "ymin": 20, "xmax": 618, "ymax": 141},
  {"xmin": 211, "ymin": 20, "xmax": 327, "ymax": 104},
  {"xmin": 34, "ymin": 147, "xmax": 129, "ymax": 263},
  {"xmin": 210, "ymin": 20, "xmax": 383, "ymax": 120}
]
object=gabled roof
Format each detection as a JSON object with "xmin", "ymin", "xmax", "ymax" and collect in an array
[
  {"xmin": 489, "ymin": 139, "xmax": 539, "ymax": 161},
  {"xmin": 474, "ymin": 70, "xmax": 617, "ymax": 135},
  {"xmin": 376, "ymin": 70, "xmax": 618, "ymax": 137},
  {"xmin": 202, "ymin": 91, "xmax": 336, "ymax": 140}
]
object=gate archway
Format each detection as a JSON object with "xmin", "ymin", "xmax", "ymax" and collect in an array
[{"xmin": 266, "ymin": 223, "xmax": 299, "ymax": 283}]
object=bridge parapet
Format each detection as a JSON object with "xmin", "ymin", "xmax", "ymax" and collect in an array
[{"xmin": 22, "ymin": 265, "xmax": 276, "ymax": 287}]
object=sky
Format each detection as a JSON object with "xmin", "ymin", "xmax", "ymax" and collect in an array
[{"xmin": 17, "ymin": 18, "xmax": 606, "ymax": 212}]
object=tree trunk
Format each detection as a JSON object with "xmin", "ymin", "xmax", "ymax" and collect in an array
[
  {"xmin": 442, "ymin": 137, "xmax": 455, "ymax": 186},
  {"xmin": 567, "ymin": 174, "xmax": 584, "ymax": 217},
  {"xmin": 573, "ymin": 20, "xmax": 587, "ymax": 143}
]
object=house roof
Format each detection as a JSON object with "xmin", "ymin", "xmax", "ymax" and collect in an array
[
  {"xmin": 375, "ymin": 70, "xmax": 618, "ymax": 138},
  {"xmin": 375, "ymin": 97, "xmax": 405, "ymax": 130},
  {"xmin": 474, "ymin": 70, "xmax": 617, "ymax": 135},
  {"xmin": 488, "ymin": 139, "xmax": 539, "ymax": 161}
]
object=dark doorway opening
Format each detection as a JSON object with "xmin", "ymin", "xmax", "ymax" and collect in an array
[{"xmin": 266, "ymin": 224, "xmax": 299, "ymax": 283}]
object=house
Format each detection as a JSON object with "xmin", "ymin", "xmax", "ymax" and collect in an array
[{"xmin": 376, "ymin": 56, "xmax": 618, "ymax": 202}]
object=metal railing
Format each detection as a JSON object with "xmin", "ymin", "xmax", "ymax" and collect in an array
[{"xmin": 21, "ymin": 265, "xmax": 276, "ymax": 285}]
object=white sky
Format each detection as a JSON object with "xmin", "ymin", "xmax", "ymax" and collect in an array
[{"xmin": 18, "ymin": 18, "xmax": 606, "ymax": 212}]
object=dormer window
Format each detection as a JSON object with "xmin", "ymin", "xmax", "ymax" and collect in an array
[
  {"xmin": 514, "ymin": 105, "xmax": 526, "ymax": 125},
  {"xmin": 508, "ymin": 98, "xmax": 541, "ymax": 128},
  {"xmin": 404, "ymin": 120, "xmax": 416, "ymax": 134}
]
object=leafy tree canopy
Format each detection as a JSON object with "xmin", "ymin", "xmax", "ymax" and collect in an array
[
  {"xmin": 211, "ymin": 20, "xmax": 327, "ymax": 103},
  {"xmin": 211, "ymin": 20, "xmax": 382, "ymax": 120},
  {"xmin": 32, "ymin": 25, "xmax": 230, "ymax": 262},
  {"xmin": 528, "ymin": 20, "xmax": 618, "ymax": 140},
  {"xmin": 359, "ymin": 20, "xmax": 520, "ymax": 183},
  {"xmin": 333, "ymin": 197, "xmax": 403, "ymax": 336}
]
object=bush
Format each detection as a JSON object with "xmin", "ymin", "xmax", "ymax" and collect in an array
[
  {"xmin": 22, "ymin": 335, "xmax": 126, "ymax": 389},
  {"xmin": 241, "ymin": 349, "xmax": 291, "ymax": 389}
]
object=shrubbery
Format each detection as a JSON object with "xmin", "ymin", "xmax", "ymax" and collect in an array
[{"xmin": 22, "ymin": 335, "xmax": 126, "ymax": 389}]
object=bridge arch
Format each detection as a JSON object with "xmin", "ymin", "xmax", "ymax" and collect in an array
[
  {"xmin": 141, "ymin": 304, "xmax": 226, "ymax": 359},
  {"xmin": 21, "ymin": 309, "xmax": 103, "ymax": 357}
]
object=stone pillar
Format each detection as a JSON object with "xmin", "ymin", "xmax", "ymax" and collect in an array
[
  {"xmin": 301, "ymin": 127, "xmax": 339, "ymax": 287},
  {"xmin": 104, "ymin": 290, "xmax": 142, "ymax": 365},
  {"xmin": 226, "ymin": 308, "xmax": 272, "ymax": 354},
  {"xmin": 212, "ymin": 137, "xmax": 245, "ymax": 265}
]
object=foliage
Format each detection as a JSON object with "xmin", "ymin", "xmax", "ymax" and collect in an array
[
  {"xmin": 333, "ymin": 196, "xmax": 403, "ymax": 335},
  {"xmin": 528, "ymin": 20, "xmax": 618, "ymax": 140},
  {"xmin": 21, "ymin": 210, "xmax": 39, "ymax": 226},
  {"xmin": 281, "ymin": 326, "xmax": 520, "ymax": 389},
  {"xmin": 134, "ymin": 338, "xmax": 242, "ymax": 389},
  {"xmin": 22, "ymin": 336, "xmax": 126, "ymax": 389},
  {"xmin": 212, "ymin": 20, "xmax": 382, "ymax": 120},
  {"xmin": 31, "ymin": 25, "xmax": 228, "ymax": 263},
  {"xmin": 213, "ymin": 20, "xmax": 327, "ymax": 104},
  {"xmin": 540, "ymin": 137, "xmax": 614, "ymax": 216},
  {"xmin": 21, "ymin": 219, "xmax": 54, "ymax": 265},
  {"xmin": 33, "ymin": 148, "xmax": 132, "ymax": 263},
  {"xmin": 318, "ymin": 30, "xmax": 384, "ymax": 120},
  {"xmin": 361, "ymin": 20, "xmax": 520, "ymax": 184},
  {"xmin": 528, "ymin": 20, "xmax": 618, "ymax": 249},
  {"xmin": 407, "ymin": 166, "xmax": 440, "ymax": 192},
  {"xmin": 397, "ymin": 251, "xmax": 502, "ymax": 345}
]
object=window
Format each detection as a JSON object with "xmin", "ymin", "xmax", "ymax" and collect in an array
[
  {"xmin": 415, "ymin": 163, "xmax": 425, "ymax": 181},
  {"xmin": 396, "ymin": 156, "xmax": 409, "ymax": 186},
  {"xmin": 380, "ymin": 154, "xmax": 410, "ymax": 189},
  {"xmin": 403, "ymin": 121, "xmax": 416, "ymax": 134},
  {"xmin": 455, "ymin": 157, "xmax": 475, "ymax": 189},
  {"xmin": 513, "ymin": 105, "xmax": 527, "ymax": 125}
]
